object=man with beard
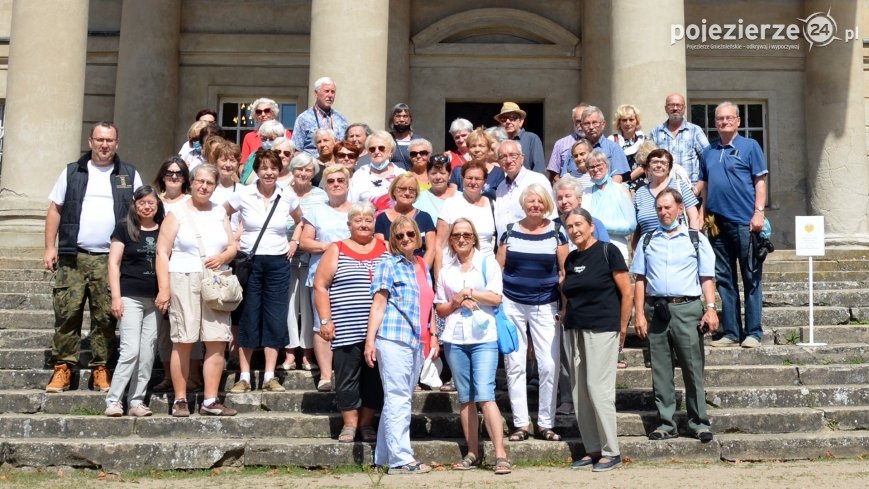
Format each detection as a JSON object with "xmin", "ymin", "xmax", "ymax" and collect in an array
[{"xmin": 293, "ymin": 77, "xmax": 349, "ymax": 157}]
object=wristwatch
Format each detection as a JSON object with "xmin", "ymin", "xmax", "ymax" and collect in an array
[
  {"xmin": 320, "ymin": 318, "xmax": 332, "ymax": 325},
  {"xmin": 706, "ymin": 303, "xmax": 716, "ymax": 310},
  {"xmin": 290, "ymin": 239, "xmax": 300, "ymax": 245},
  {"xmin": 755, "ymin": 207, "xmax": 765, "ymax": 213}
]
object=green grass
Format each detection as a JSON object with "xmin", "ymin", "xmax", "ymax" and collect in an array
[
  {"xmin": 848, "ymin": 319, "xmax": 869, "ymax": 325},
  {"xmin": 68, "ymin": 406, "xmax": 101, "ymax": 416},
  {"xmin": 845, "ymin": 356, "xmax": 865, "ymax": 364}
]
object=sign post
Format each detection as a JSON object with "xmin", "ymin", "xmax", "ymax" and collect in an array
[{"xmin": 794, "ymin": 216, "xmax": 826, "ymax": 347}]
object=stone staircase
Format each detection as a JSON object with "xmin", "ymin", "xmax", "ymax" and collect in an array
[{"xmin": 0, "ymin": 248, "xmax": 867, "ymax": 471}]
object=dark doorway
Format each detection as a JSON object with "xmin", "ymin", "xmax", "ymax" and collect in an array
[{"xmin": 443, "ymin": 102, "xmax": 544, "ymax": 152}]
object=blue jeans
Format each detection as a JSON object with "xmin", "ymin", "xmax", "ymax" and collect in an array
[
  {"xmin": 374, "ymin": 338, "xmax": 422, "ymax": 467},
  {"xmin": 711, "ymin": 220, "xmax": 763, "ymax": 342},
  {"xmin": 238, "ymin": 254, "xmax": 291, "ymax": 349},
  {"xmin": 444, "ymin": 341, "xmax": 498, "ymax": 404}
]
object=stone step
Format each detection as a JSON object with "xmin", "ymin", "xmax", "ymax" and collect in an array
[
  {"xmin": 0, "ymin": 269, "xmax": 54, "ymax": 282},
  {"xmin": 766, "ymin": 249, "xmax": 869, "ymax": 262},
  {"xmin": 2, "ymin": 383, "xmax": 866, "ymax": 415},
  {"xmin": 762, "ymin": 288, "xmax": 869, "ymax": 308},
  {"xmin": 0, "ymin": 406, "xmax": 843, "ymax": 441},
  {"xmin": 2, "ymin": 342, "xmax": 865, "ymax": 370},
  {"xmin": 2, "ymin": 280, "xmax": 55, "ymax": 295},
  {"xmin": 763, "ymin": 270, "xmax": 869, "ymax": 283},
  {"xmin": 0, "ymin": 248, "xmax": 43, "ymax": 259},
  {"xmin": 763, "ymin": 259, "xmax": 869, "ymax": 274},
  {"xmin": 769, "ymin": 325, "xmax": 869, "ymax": 345},
  {"xmin": 764, "ymin": 280, "xmax": 869, "ymax": 292},
  {"xmin": 0, "ymin": 293, "xmax": 53, "ymax": 310},
  {"xmin": 761, "ymin": 306, "xmax": 852, "ymax": 327},
  {"xmin": 0, "ymin": 310, "xmax": 91, "ymax": 330},
  {"xmin": 1, "ymin": 431, "xmax": 868, "ymax": 470},
  {"xmin": 0, "ymin": 258, "xmax": 45, "ymax": 270}
]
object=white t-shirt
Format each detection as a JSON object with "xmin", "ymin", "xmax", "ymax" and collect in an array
[
  {"xmin": 303, "ymin": 203, "xmax": 351, "ymax": 286},
  {"xmin": 227, "ymin": 185, "xmax": 300, "ymax": 255},
  {"xmin": 211, "ymin": 182, "xmax": 242, "ymax": 231},
  {"xmin": 169, "ymin": 201, "xmax": 230, "ymax": 273},
  {"xmin": 348, "ymin": 164, "xmax": 404, "ymax": 205},
  {"xmin": 438, "ymin": 194, "xmax": 496, "ymax": 256},
  {"xmin": 48, "ymin": 161, "xmax": 143, "ymax": 253},
  {"xmin": 162, "ymin": 194, "xmax": 191, "ymax": 218},
  {"xmin": 493, "ymin": 167, "xmax": 554, "ymax": 239},
  {"xmin": 434, "ymin": 252, "xmax": 501, "ymax": 345}
]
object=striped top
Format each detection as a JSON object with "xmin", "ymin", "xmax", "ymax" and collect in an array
[
  {"xmin": 499, "ymin": 221, "xmax": 567, "ymax": 305},
  {"xmin": 329, "ymin": 240, "xmax": 389, "ymax": 349},
  {"xmin": 634, "ymin": 177, "xmax": 699, "ymax": 236}
]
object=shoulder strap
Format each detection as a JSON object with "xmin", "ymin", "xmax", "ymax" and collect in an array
[
  {"xmin": 182, "ymin": 204, "xmax": 208, "ymax": 269},
  {"xmin": 504, "ymin": 223, "xmax": 515, "ymax": 243},
  {"xmin": 481, "ymin": 255, "xmax": 487, "ymax": 287},
  {"xmin": 250, "ymin": 193, "xmax": 281, "ymax": 255},
  {"xmin": 642, "ymin": 232, "xmax": 653, "ymax": 252},
  {"xmin": 689, "ymin": 229, "xmax": 700, "ymax": 268}
]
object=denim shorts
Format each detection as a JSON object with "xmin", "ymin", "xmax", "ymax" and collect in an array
[{"xmin": 444, "ymin": 341, "xmax": 498, "ymax": 404}]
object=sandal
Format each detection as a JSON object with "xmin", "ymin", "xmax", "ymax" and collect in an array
[
  {"xmin": 439, "ymin": 381, "xmax": 456, "ymax": 392},
  {"xmin": 648, "ymin": 429, "xmax": 678, "ymax": 441},
  {"xmin": 359, "ymin": 425, "xmax": 377, "ymax": 443},
  {"xmin": 617, "ymin": 348, "xmax": 628, "ymax": 369},
  {"xmin": 494, "ymin": 457, "xmax": 512, "ymax": 475},
  {"xmin": 452, "ymin": 453, "xmax": 479, "ymax": 470},
  {"xmin": 338, "ymin": 425, "xmax": 356, "ymax": 443},
  {"xmin": 508, "ymin": 428, "xmax": 530, "ymax": 442},
  {"xmin": 536, "ymin": 428, "xmax": 562, "ymax": 441},
  {"xmin": 388, "ymin": 461, "xmax": 432, "ymax": 475}
]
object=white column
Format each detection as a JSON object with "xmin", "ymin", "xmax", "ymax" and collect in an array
[
  {"xmin": 804, "ymin": 0, "xmax": 869, "ymax": 246},
  {"xmin": 308, "ymin": 0, "xmax": 390, "ymax": 130},
  {"xmin": 0, "ymin": 0, "xmax": 89, "ymax": 247},
  {"xmin": 113, "ymin": 0, "xmax": 181, "ymax": 182}
]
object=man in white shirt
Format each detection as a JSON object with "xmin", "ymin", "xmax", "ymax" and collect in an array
[
  {"xmin": 493, "ymin": 140, "xmax": 554, "ymax": 239},
  {"xmin": 44, "ymin": 122, "xmax": 143, "ymax": 394}
]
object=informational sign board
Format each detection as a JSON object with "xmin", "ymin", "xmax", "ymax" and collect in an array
[{"xmin": 795, "ymin": 216, "xmax": 825, "ymax": 257}]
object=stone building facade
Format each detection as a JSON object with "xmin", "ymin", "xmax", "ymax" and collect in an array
[{"xmin": 0, "ymin": 0, "xmax": 866, "ymax": 248}]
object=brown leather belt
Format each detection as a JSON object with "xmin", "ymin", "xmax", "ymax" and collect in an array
[{"xmin": 646, "ymin": 296, "xmax": 699, "ymax": 305}]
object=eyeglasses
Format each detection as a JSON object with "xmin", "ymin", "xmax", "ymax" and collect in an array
[
  {"xmin": 498, "ymin": 153, "xmax": 522, "ymax": 161},
  {"xmin": 649, "ymin": 159, "xmax": 669, "ymax": 168},
  {"xmin": 395, "ymin": 231, "xmax": 417, "ymax": 240},
  {"xmin": 395, "ymin": 186, "xmax": 417, "ymax": 194},
  {"xmin": 368, "ymin": 145, "xmax": 387, "ymax": 153},
  {"xmin": 666, "ymin": 103, "xmax": 684, "ymax": 109},
  {"xmin": 587, "ymin": 163, "xmax": 607, "ymax": 171},
  {"xmin": 501, "ymin": 114, "xmax": 521, "ymax": 121},
  {"xmin": 715, "ymin": 115, "xmax": 738, "ymax": 122},
  {"xmin": 409, "ymin": 150, "xmax": 430, "ymax": 158},
  {"xmin": 580, "ymin": 121, "xmax": 603, "ymax": 128},
  {"xmin": 450, "ymin": 233, "xmax": 475, "ymax": 241},
  {"xmin": 336, "ymin": 152, "xmax": 356, "ymax": 160},
  {"xmin": 135, "ymin": 200, "xmax": 158, "ymax": 208},
  {"xmin": 254, "ymin": 108, "xmax": 272, "ymax": 115},
  {"xmin": 325, "ymin": 177, "xmax": 347, "ymax": 185},
  {"xmin": 192, "ymin": 178, "xmax": 216, "ymax": 187},
  {"xmin": 164, "ymin": 170, "xmax": 184, "ymax": 178},
  {"xmin": 91, "ymin": 138, "xmax": 117, "ymax": 144}
]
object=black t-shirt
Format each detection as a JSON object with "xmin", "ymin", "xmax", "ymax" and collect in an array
[
  {"xmin": 561, "ymin": 240, "xmax": 627, "ymax": 332},
  {"xmin": 111, "ymin": 223, "xmax": 159, "ymax": 298}
]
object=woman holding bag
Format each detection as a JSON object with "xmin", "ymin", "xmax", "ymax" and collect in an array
[
  {"xmin": 435, "ymin": 218, "xmax": 511, "ymax": 475},
  {"xmin": 156, "ymin": 164, "xmax": 237, "ymax": 417},
  {"xmin": 225, "ymin": 149, "xmax": 303, "ymax": 393},
  {"xmin": 581, "ymin": 151, "xmax": 636, "ymax": 261},
  {"xmin": 105, "ymin": 185, "xmax": 165, "ymax": 417},
  {"xmin": 363, "ymin": 216, "xmax": 436, "ymax": 475}
]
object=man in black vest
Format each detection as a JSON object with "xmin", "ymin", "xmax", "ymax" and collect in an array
[{"xmin": 44, "ymin": 122, "xmax": 142, "ymax": 393}]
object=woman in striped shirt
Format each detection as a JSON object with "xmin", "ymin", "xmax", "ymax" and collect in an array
[{"xmin": 313, "ymin": 201, "xmax": 389, "ymax": 444}]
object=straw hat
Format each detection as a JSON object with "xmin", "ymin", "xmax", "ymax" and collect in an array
[{"xmin": 494, "ymin": 102, "xmax": 527, "ymax": 123}]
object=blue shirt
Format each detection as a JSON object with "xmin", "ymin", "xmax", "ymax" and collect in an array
[
  {"xmin": 546, "ymin": 132, "xmax": 581, "ymax": 176},
  {"xmin": 292, "ymin": 106, "xmax": 349, "ymax": 157},
  {"xmin": 511, "ymin": 129, "xmax": 546, "ymax": 174},
  {"xmin": 634, "ymin": 177, "xmax": 699, "ymax": 236},
  {"xmin": 630, "ymin": 226, "xmax": 715, "ymax": 297},
  {"xmin": 650, "ymin": 120, "xmax": 710, "ymax": 184},
  {"xmin": 699, "ymin": 134, "xmax": 768, "ymax": 225},
  {"xmin": 591, "ymin": 136, "xmax": 630, "ymax": 177},
  {"xmin": 371, "ymin": 254, "xmax": 428, "ymax": 349}
]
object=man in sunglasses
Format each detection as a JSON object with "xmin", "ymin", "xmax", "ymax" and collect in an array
[
  {"xmin": 494, "ymin": 102, "xmax": 545, "ymax": 175},
  {"xmin": 293, "ymin": 76, "xmax": 349, "ymax": 157},
  {"xmin": 44, "ymin": 121, "xmax": 144, "ymax": 394}
]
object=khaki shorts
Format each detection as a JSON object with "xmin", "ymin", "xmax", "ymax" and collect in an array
[{"xmin": 169, "ymin": 271, "xmax": 232, "ymax": 343}]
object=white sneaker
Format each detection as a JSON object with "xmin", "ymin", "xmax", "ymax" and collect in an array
[
  {"xmin": 105, "ymin": 401, "xmax": 124, "ymax": 417},
  {"xmin": 710, "ymin": 337, "xmax": 738, "ymax": 347},
  {"xmin": 128, "ymin": 404, "xmax": 152, "ymax": 417},
  {"xmin": 741, "ymin": 337, "xmax": 761, "ymax": 348}
]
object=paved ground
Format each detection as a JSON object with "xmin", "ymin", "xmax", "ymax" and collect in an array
[{"xmin": 2, "ymin": 458, "xmax": 867, "ymax": 488}]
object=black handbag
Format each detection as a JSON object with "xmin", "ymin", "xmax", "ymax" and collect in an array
[{"xmin": 231, "ymin": 194, "xmax": 281, "ymax": 287}]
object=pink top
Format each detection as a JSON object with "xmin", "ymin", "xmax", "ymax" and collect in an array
[{"xmin": 414, "ymin": 255, "xmax": 435, "ymax": 355}]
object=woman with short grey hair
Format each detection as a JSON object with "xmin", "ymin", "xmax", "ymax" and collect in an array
[
  {"xmin": 240, "ymin": 121, "xmax": 286, "ymax": 184},
  {"xmin": 447, "ymin": 118, "xmax": 473, "ymax": 168}
]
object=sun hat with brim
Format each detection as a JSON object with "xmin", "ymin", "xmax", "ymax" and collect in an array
[{"xmin": 494, "ymin": 102, "xmax": 527, "ymax": 123}]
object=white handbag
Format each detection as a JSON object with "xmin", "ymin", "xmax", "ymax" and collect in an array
[{"xmin": 418, "ymin": 348, "xmax": 443, "ymax": 389}]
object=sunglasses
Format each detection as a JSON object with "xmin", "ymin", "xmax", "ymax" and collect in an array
[
  {"xmin": 254, "ymin": 108, "xmax": 272, "ymax": 115},
  {"xmin": 368, "ymin": 145, "xmax": 387, "ymax": 153},
  {"xmin": 409, "ymin": 150, "xmax": 430, "ymax": 158},
  {"xmin": 450, "ymin": 233, "xmax": 474, "ymax": 241},
  {"xmin": 325, "ymin": 177, "xmax": 347, "ymax": 184},
  {"xmin": 164, "ymin": 170, "xmax": 184, "ymax": 178},
  {"xmin": 273, "ymin": 150, "xmax": 293, "ymax": 158},
  {"xmin": 336, "ymin": 152, "xmax": 356, "ymax": 159},
  {"xmin": 395, "ymin": 231, "xmax": 417, "ymax": 240}
]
